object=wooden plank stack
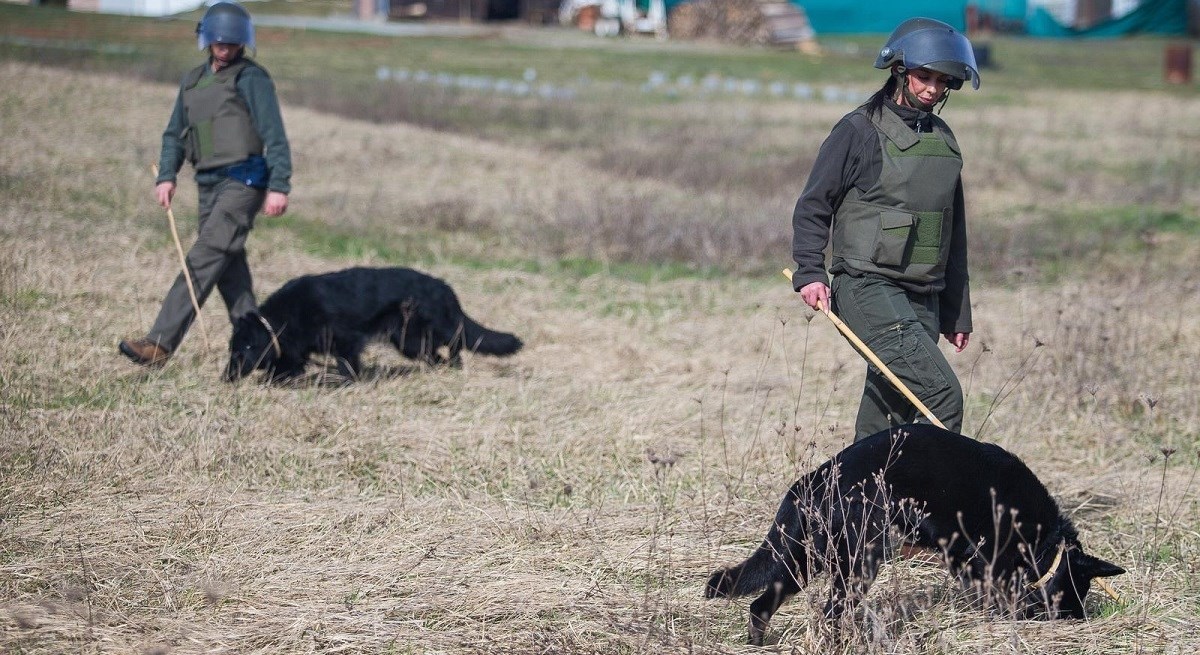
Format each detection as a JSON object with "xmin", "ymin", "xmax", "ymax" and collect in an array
[{"xmin": 667, "ymin": 0, "xmax": 816, "ymax": 48}]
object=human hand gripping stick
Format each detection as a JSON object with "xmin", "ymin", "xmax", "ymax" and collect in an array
[{"xmin": 783, "ymin": 268, "xmax": 946, "ymax": 429}]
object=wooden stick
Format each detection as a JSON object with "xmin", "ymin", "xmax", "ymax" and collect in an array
[
  {"xmin": 152, "ymin": 164, "xmax": 211, "ymax": 351},
  {"xmin": 1095, "ymin": 578, "xmax": 1122, "ymax": 602},
  {"xmin": 782, "ymin": 268, "xmax": 945, "ymax": 429}
]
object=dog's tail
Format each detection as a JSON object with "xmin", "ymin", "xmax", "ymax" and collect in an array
[
  {"xmin": 707, "ymin": 481, "xmax": 814, "ymax": 599},
  {"xmin": 706, "ymin": 539, "xmax": 786, "ymax": 599},
  {"xmin": 462, "ymin": 316, "xmax": 523, "ymax": 356}
]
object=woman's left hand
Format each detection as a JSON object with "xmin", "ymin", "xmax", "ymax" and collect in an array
[
  {"xmin": 944, "ymin": 332, "xmax": 970, "ymax": 353},
  {"xmin": 263, "ymin": 191, "xmax": 288, "ymax": 217}
]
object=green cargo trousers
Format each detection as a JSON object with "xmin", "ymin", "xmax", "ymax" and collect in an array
[
  {"xmin": 831, "ymin": 273, "xmax": 964, "ymax": 440},
  {"xmin": 146, "ymin": 179, "xmax": 265, "ymax": 353}
]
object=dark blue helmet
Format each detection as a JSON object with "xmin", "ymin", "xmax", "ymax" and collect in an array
[
  {"xmin": 196, "ymin": 1, "xmax": 256, "ymax": 50},
  {"xmin": 874, "ymin": 17, "xmax": 980, "ymax": 90}
]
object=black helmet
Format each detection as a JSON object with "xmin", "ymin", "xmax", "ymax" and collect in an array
[
  {"xmin": 196, "ymin": 1, "xmax": 256, "ymax": 51},
  {"xmin": 874, "ymin": 17, "xmax": 980, "ymax": 90}
]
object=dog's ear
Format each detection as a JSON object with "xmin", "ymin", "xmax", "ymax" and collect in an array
[
  {"xmin": 233, "ymin": 312, "xmax": 268, "ymax": 336},
  {"xmin": 233, "ymin": 312, "xmax": 255, "ymax": 328},
  {"xmin": 1077, "ymin": 553, "xmax": 1125, "ymax": 579}
]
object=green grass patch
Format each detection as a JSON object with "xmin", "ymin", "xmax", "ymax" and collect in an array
[
  {"xmin": 268, "ymin": 213, "xmax": 725, "ymax": 283},
  {"xmin": 520, "ymin": 256, "xmax": 723, "ymax": 284},
  {"xmin": 0, "ymin": 288, "xmax": 53, "ymax": 311},
  {"xmin": 1086, "ymin": 600, "xmax": 1125, "ymax": 621},
  {"xmin": 1037, "ymin": 206, "xmax": 1200, "ymax": 256},
  {"xmin": 267, "ymin": 213, "xmax": 437, "ymax": 262},
  {"xmin": 973, "ymin": 205, "xmax": 1200, "ymax": 284}
]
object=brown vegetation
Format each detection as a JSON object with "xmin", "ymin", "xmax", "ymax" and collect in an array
[{"xmin": 1, "ymin": 61, "xmax": 1198, "ymax": 654}]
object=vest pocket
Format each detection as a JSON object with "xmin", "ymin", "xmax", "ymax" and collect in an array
[
  {"xmin": 874, "ymin": 210, "xmax": 914, "ymax": 266},
  {"xmin": 910, "ymin": 209, "xmax": 948, "ymax": 266}
]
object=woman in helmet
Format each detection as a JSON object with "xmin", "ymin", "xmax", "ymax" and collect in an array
[
  {"xmin": 790, "ymin": 17, "xmax": 980, "ymax": 440},
  {"xmin": 120, "ymin": 1, "xmax": 292, "ymax": 368}
]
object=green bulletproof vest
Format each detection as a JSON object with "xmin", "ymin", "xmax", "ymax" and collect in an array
[
  {"xmin": 180, "ymin": 59, "xmax": 263, "ymax": 171},
  {"xmin": 831, "ymin": 107, "xmax": 962, "ymax": 285}
]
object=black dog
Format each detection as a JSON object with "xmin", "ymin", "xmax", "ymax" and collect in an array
[
  {"xmin": 706, "ymin": 424, "xmax": 1124, "ymax": 645},
  {"xmin": 225, "ymin": 266, "xmax": 522, "ymax": 381}
]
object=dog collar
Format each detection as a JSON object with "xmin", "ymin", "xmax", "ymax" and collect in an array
[
  {"xmin": 1026, "ymin": 541, "xmax": 1122, "ymax": 602},
  {"xmin": 257, "ymin": 314, "xmax": 283, "ymax": 358},
  {"xmin": 1027, "ymin": 541, "xmax": 1065, "ymax": 591}
]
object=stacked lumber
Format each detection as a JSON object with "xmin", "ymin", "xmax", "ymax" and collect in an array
[
  {"xmin": 667, "ymin": 0, "xmax": 815, "ymax": 47},
  {"xmin": 758, "ymin": 1, "xmax": 817, "ymax": 47}
]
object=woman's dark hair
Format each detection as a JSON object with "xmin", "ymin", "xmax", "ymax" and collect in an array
[{"xmin": 860, "ymin": 74, "xmax": 898, "ymax": 118}]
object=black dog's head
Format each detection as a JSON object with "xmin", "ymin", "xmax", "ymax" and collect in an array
[
  {"xmin": 1022, "ymin": 545, "xmax": 1125, "ymax": 619},
  {"xmin": 225, "ymin": 312, "xmax": 279, "ymax": 381}
]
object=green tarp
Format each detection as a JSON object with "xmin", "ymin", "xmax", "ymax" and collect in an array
[
  {"xmin": 762, "ymin": 1, "xmax": 1188, "ymax": 37},
  {"xmin": 662, "ymin": 1, "xmax": 984, "ymax": 33},
  {"xmin": 1026, "ymin": 0, "xmax": 1188, "ymax": 37},
  {"xmin": 794, "ymin": 0, "xmax": 974, "ymax": 33}
]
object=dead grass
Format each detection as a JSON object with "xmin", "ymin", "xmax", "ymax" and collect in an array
[{"xmin": 1, "ymin": 62, "xmax": 1198, "ymax": 654}]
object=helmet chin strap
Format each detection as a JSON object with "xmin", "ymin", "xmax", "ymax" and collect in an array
[{"xmin": 935, "ymin": 91, "xmax": 951, "ymax": 115}]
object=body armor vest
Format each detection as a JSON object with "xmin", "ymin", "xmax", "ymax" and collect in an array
[
  {"xmin": 181, "ymin": 59, "xmax": 263, "ymax": 171},
  {"xmin": 832, "ymin": 107, "xmax": 962, "ymax": 285}
]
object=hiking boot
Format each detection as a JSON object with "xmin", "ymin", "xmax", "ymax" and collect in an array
[{"xmin": 119, "ymin": 338, "xmax": 171, "ymax": 367}]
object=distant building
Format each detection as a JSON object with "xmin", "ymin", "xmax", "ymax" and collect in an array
[{"xmin": 67, "ymin": 0, "xmax": 204, "ymax": 16}]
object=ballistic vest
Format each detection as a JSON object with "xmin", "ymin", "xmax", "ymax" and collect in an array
[
  {"xmin": 180, "ymin": 58, "xmax": 263, "ymax": 171},
  {"xmin": 832, "ymin": 107, "xmax": 962, "ymax": 285}
]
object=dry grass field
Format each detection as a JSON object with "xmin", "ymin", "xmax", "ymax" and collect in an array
[{"xmin": 2, "ymin": 20, "xmax": 1199, "ymax": 655}]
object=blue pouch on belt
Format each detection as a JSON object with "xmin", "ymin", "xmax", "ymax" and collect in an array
[{"xmin": 223, "ymin": 155, "xmax": 269, "ymax": 189}]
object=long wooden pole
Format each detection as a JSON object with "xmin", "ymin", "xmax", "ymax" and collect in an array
[
  {"xmin": 782, "ymin": 268, "xmax": 945, "ymax": 429},
  {"xmin": 152, "ymin": 164, "xmax": 211, "ymax": 351}
]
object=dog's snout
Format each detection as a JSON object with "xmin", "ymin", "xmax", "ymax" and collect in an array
[{"xmin": 223, "ymin": 356, "xmax": 249, "ymax": 382}]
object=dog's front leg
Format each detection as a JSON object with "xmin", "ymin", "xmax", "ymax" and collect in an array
[{"xmin": 747, "ymin": 578, "xmax": 799, "ymax": 646}]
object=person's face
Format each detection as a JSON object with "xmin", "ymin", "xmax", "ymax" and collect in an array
[
  {"xmin": 901, "ymin": 67, "xmax": 954, "ymax": 110},
  {"xmin": 210, "ymin": 43, "xmax": 243, "ymax": 69}
]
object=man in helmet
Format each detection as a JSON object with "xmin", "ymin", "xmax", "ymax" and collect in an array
[
  {"xmin": 120, "ymin": 1, "xmax": 292, "ymax": 368},
  {"xmin": 791, "ymin": 17, "xmax": 980, "ymax": 440}
]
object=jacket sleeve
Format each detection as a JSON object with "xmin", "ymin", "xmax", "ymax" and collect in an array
[
  {"xmin": 938, "ymin": 178, "xmax": 972, "ymax": 334},
  {"xmin": 156, "ymin": 84, "xmax": 188, "ymax": 185},
  {"xmin": 239, "ymin": 66, "xmax": 293, "ymax": 194},
  {"xmin": 790, "ymin": 114, "xmax": 870, "ymax": 292}
]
